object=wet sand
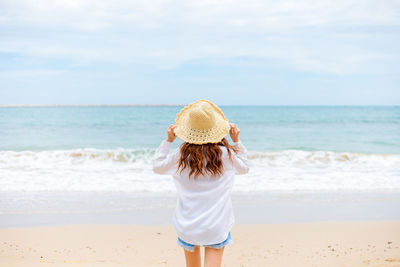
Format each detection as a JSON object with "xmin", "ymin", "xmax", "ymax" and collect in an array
[{"xmin": 1, "ymin": 220, "xmax": 399, "ymax": 267}]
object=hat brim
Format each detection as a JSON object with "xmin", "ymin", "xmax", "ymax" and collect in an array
[{"xmin": 174, "ymin": 100, "xmax": 230, "ymax": 144}]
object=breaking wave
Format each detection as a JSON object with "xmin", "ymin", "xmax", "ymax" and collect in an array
[{"xmin": 0, "ymin": 148, "xmax": 399, "ymax": 192}]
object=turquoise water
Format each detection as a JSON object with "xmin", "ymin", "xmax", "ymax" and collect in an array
[
  {"xmin": 0, "ymin": 106, "xmax": 399, "ymax": 153},
  {"xmin": 0, "ymin": 106, "xmax": 399, "ymax": 193}
]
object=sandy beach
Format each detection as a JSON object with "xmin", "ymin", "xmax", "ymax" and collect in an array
[{"xmin": 1, "ymin": 220, "xmax": 399, "ymax": 267}]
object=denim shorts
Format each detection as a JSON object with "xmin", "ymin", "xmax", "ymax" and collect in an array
[{"xmin": 177, "ymin": 232, "xmax": 232, "ymax": 252}]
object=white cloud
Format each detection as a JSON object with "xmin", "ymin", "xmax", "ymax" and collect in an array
[{"xmin": 0, "ymin": 0, "xmax": 399, "ymax": 74}]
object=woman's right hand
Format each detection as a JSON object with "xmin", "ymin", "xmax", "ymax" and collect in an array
[
  {"xmin": 166, "ymin": 124, "xmax": 177, "ymax": 142},
  {"xmin": 229, "ymin": 123, "xmax": 240, "ymax": 143}
]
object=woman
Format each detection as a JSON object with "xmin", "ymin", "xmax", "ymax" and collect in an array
[{"xmin": 152, "ymin": 99, "xmax": 249, "ymax": 267}]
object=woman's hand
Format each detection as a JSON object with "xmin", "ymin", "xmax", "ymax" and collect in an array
[
  {"xmin": 229, "ymin": 123, "xmax": 240, "ymax": 143},
  {"xmin": 166, "ymin": 124, "xmax": 177, "ymax": 142}
]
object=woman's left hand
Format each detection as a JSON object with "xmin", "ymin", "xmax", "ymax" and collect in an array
[{"xmin": 166, "ymin": 124, "xmax": 177, "ymax": 142}]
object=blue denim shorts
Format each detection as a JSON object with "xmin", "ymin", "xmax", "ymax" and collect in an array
[{"xmin": 177, "ymin": 232, "xmax": 232, "ymax": 252}]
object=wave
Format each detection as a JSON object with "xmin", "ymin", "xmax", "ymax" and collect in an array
[
  {"xmin": 248, "ymin": 150, "xmax": 400, "ymax": 165},
  {"xmin": 0, "ymin": 148, "xmax": 399, "ymax": 192},
  {"xmin": 1, "ymin": 148, "xmax": 399, "ymax": 165},
  {"xmin": 0, "ymin": 148, "xmax": 155, "ymax": 165}
]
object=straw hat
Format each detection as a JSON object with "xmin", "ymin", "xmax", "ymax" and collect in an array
[{"xmin": 174, "ymin": 99, "xmax": 230, "ymax": 144}]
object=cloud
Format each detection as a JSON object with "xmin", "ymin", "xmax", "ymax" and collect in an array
[{"xmin": 0, "ymin": 0, "xmax": 399, "ymax": 74}]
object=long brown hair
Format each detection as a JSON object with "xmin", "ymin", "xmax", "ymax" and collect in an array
[{"xmin": 177, "ymin": 138, "xmax": 238, "ymax": 179}]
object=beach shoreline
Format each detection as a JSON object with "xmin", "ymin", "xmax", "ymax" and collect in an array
[
  {"xmin": 1, "ymin": 221, "xmax": 399, "ymax": 267},
  {"xmin": 2, "ymin": 191, "xmax": 400, "ymax": 228},
  {"xmin": 1, "ymin": 105, "xmax": 399, "ymax": 266}
]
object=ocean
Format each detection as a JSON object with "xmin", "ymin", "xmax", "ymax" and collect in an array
[
  {"xmin": 0, "ymin": 105, "xmax": 399, "ymax": 194},
  {"xmin": 1, "ymin": 105, "xmax": 400, "ymax": 226}
]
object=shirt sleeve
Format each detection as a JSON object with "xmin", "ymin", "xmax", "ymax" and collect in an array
[
  {"xmin": 152, "ymin": 140, "xmax": 180, "ymax": 175},
  {"xmin": 231, "ymin": 140, "xmax": 250, "ymax": 175}
]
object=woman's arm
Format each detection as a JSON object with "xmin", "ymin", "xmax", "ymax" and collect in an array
[
  {"xmin": 229, "ymin": 123, "xmax": 249, "ymax": 175},
  {"xmin": 152, "ymin": 139, "xmax": 180, "ymax": 175},
  {"xmin": 231, "ymin": 140, "xmax": 249, "ymax": 175},
  {"xmin": 152, "ymin": 124, "xmax": 179, "ymax": 175}
]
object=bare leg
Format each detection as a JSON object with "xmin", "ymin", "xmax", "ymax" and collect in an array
[
  {"xmin": 183, "ymin": 245, "xmax": 201, "ymax": 267},
  {"xmin": 204, "ymin": 247, "xmax": 225, "ymax": 267}
]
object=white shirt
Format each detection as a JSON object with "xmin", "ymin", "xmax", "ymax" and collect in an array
[{"xmin": 152, "ymin": 139, "xmax": 249, "ymax": 245}]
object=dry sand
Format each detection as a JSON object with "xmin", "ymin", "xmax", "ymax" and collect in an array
[{"xmin": 1, "ymin": 220, "xmax": 399, "ymax": 267}]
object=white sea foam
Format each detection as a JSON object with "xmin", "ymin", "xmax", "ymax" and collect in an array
[{"xmin": 0, "ymin": 149, "xmax": 399, "ymax": 192}]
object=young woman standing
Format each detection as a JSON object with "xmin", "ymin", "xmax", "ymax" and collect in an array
[{"xmin": 153, "ymin": 99, "xmax": 249, "ymax": 267}]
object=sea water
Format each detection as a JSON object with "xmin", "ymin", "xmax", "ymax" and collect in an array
[{"xmin": 0, "ymin": 106, "xmax": 399, "ymax": 194}]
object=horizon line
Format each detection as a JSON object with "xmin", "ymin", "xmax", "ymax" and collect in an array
[{"xmin": 0, "ymin": 104, "xmax": 399, "ymax": 107}]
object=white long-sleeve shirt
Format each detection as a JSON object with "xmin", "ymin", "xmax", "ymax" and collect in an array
[{"xmin": 152, "ymin": 139, "xmax": 249, "ymax": 245}]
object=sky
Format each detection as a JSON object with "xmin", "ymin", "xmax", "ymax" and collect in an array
[{"xmin": 0, "ymin": 0, "xmax": 399, "ymax": 105}]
